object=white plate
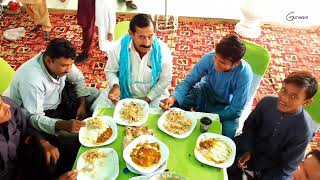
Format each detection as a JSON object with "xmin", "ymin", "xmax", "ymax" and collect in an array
[
  {"xmin": 123, "ymin": 135, "xmax": 169, "ymax": 174},
  {"xmin": 158, "ymin": 108, "xmax": 197, "ymax": 138},
  {"xmin": 113, "ymin": 98, "xmax": 149, "ymax": 126},
  {"xmin": 126, "ymin": 160, "xmax": 168, "ymax": 176},
  {"xmin": 194, "ymin": 133, "xmax": 236, "ymax": 168},
  {"xmin": 79, "ymin": 116, "xmax": 118, "ymax": 147},
  {"xmin": 129, "ymin": 176, "xmax": 148, "ymax": 180},
  {"xmin": 77, "ymin": 148, "xmax": 119, "ymax": 180}
]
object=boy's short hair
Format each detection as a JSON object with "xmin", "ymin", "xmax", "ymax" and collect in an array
[
  {"xmin": 215, "ymin": 34, "xmax": 246, "ymax": 63},
  {"xmin": 284, "ymin": 71, "xmax": 318, "ymax": 99},
  {"xmin": 43, "ymin": 38, "xmax": 77, "ymax": 61}
]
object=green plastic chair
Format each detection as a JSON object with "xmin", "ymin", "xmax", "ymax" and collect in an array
[
  {"xmin": 241, "ymin": 41, "xmax": 320, "ymax": 126},
  {"xmin": 114, "ymin": 21, "xmax": 130, "ymax": 41},
  {"xmin": 0, "ymin": 58, "xmax": 15, "ymax": 95},
  {"xmin": 243, "ymin": 41, "xmax": 271, "ymax": 76},
  {"xmin": 237, "ymin": 40, "xmax": 271, "ymax": 134},
  {"xmin": 305, "ymin": 87, "xmax": 320, "ymax": 123}
]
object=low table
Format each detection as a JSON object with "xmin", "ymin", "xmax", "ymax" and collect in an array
[{"xmin": 73, "ymin": 108, "xmax": 224, "ymax": 180}]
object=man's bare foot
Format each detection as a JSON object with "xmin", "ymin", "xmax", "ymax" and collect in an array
[{"xmin": 31, "ymin": 25, "xmax": 41, "ymax": 32}]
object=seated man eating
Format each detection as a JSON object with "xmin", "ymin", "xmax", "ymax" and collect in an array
[
  {"xmin": 91, "ymin": 13, "xmax": 173, "ymax": 110},
  {"xmin": 7, "ymin": 38, "xmax": 100, "ymax": 176},
  {"xmin": 160, "ymin": 34, "xmax": 253, "ymax": 138}
]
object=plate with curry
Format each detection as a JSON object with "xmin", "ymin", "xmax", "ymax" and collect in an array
[
  {"xmin": 194, "ymin": 133, "xmax": 236, "ymax": 168},
  {"xmin": 126, "ymin": 160, "xmax": 168, "ymax": 175},
  {"xmin": 79, "ymin": 116, "xmax": 118, "ymax": 147},
  {"xmin": 123, "ymin": 135, "xmax": 169, "ymax": 174}
]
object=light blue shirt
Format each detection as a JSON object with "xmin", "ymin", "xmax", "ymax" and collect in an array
[
  {"xmin": 9, "ymin": 53, "xmax": 90, "ymax": 135},
  {"xmin": 173, "ymin": 52, "xmax": 253, "ymax": 121}
]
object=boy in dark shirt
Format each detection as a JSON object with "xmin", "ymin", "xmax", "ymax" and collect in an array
[{"xmin": 228, "ymin": 71, "xmax": 318, "ymax": 180}]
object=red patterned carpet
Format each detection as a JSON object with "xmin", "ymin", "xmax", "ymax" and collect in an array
[
  {"xmin": 1, "ymin": 12, "xmax": 320, "ymax": 148},
  {"xmin": 1, "ymin": 13, "xmax": 320, "ymax": 104}
]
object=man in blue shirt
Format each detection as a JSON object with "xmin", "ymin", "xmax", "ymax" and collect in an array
[
  {"xmin": 160, "ymin": 34, "xmax": 253, "ymax": 138},
  {"xmin": 228, "ymin": 71, "xmax": 318, "ymax": 180}
]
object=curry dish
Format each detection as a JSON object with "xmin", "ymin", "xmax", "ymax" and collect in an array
[
  {"xmin": 198, "ymin": 138, "xmax": 232, "ymax": 164},
  {"xmin": 163, "ymin": 111, "xmax": 192, "ymax": 134},
  {"xmin": 130, "ymin": 142, "xmax": 161, "ymax": 167},
  {"xmin": 96, "ymin": 127, "xmax": 113, "ymax": 143},
  {"xmin": 84, "ymin": 118, "xmax": 113, "ymax": 144},
  {"xmin": 120, "ymin": 102, "xmax": 144, "ymax": 123}
]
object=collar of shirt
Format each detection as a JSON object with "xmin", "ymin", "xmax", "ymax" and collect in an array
[
  {"xmin": 280, "ymin": 106, "xmax": 303, "ymax": 118},
  {"xmin": 37, "ymin": 53, "xmax": 62, "ymax": 84},
  {"xmin": 128, "ymin": 40, "xmax": 152, "ymax": 62}
]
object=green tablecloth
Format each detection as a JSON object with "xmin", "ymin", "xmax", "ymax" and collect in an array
[{"xmin": 73, "ymin": 108, "xmax": 224, "ymax": 180}]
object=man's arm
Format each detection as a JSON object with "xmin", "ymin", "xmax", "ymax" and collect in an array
[
  {"xmin": 218, "ymin": 66, "xmax": 253, "ymax": 121},
  {"xmin": 23, "ymin": 126, "xmax": 60, "ymax": 166},
  {"xmin": 236, "ymin": 96, "xmax": 265, "ymax": 153},
  {"xmin": 18, "ymin": 80, "xmax": 60, "ymax": 135},
  {"xmin": 9, "ymin": 96, "xmax": 61, "ymax": 166},
  {"xmin": 172, "ymin": 53, "xmax": 212, "ymax": 105},
  {"xmin": 261, "ymin": 131, "xmax": 312, "ymax": 180},
  {"xmin": 66, "ymin": 65, "xmax": 90, "ymax": 119},
  {"xmin": 14, "ymin": 80, "xmax": 84, "ymax": 135},
  {"xmin": 146, "ymin": 45, "xmax": 173, "ymax": 101},
  {"xmin": 66, "ymin": 64, "xmax": 90, "ymax": 98}
]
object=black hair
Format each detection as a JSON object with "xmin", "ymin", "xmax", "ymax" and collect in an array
[
  {"xmin": 43, "ymin": 38, "xmax": 77, "ymax": 60},
  {"xmin": 129, "ymin": 14, "xmax": 154, "ymax": 33},
  {"xmin": 215, "ymin": 34, "xmax": 246, "ymax": 63},
  {"xmin": 284, "ymin": 71, "xmax": 318, "ymax": 99}
]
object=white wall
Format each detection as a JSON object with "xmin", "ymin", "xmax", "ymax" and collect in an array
[
  {"xmin": 2, "ymin": 0, "xmax": 319, "ymax": 28},
  {"xmin": 257, "ymin": 0, "xmax": 319, "ymax": 28}
]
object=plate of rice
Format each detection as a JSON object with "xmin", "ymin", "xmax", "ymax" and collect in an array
[
  {"xmin": 113, "ymin": 98, "xmax": 149, "ymax": 126},
  {"xmin": 158, "ymin": 108, "xmax": 197, "ymax": 138}
]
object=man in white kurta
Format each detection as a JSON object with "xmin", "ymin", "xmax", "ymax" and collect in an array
[{"xmin": 91, "ymin": 14, "xmax": 173, "ymax": 110}]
